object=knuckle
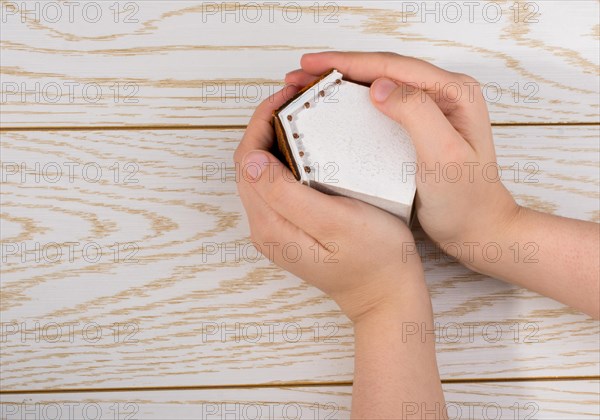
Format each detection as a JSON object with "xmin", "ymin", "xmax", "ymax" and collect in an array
[{"xmin": 398, "ymin": 84, "xmax": 426, "ymax": 109}]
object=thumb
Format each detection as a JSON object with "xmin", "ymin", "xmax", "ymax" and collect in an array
[{"xmin": 370, "ymin": 78, "xmax": 462, "ymax": 164}]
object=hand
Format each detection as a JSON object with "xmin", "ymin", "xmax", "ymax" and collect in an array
[
  {"xmin": 287, "ymin": 52, "xmax": 600, "ymax": 319},
  {"xmin": 234, "ymin": 86, "xmax": 426, "ymax": 323},
  {"xmin": 286, "ymin": 52, "xmax": 520, "ymax": 262}
]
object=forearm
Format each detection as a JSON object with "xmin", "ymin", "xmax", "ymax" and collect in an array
[
  {"xmin": 351, "ymin": 280, "xmax": 446, "ymax": 419},
  {"xmin": 464, "ymin": 206, "xmax": 600, "ymax": 318}
]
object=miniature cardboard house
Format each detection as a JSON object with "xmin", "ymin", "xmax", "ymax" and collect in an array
[{"xmin": 273, "ymin": 69, "xmax": 417, "ymax": 225}]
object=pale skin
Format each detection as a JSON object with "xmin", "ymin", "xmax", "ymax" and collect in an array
[{"xmin": 235, "ymin": 51, "xmax": 600, "ymax": 419}]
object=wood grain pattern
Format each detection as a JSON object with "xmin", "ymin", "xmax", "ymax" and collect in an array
[
  {"xmin": 1, "ymin": 381, "xmax": 599, "ymax": 419},
  {"xmin": 1, "ymin": 1, "xmax": 598, "ymax": 127},
  {"xmin": 1, "ymin": 126, "xmax": 598, "ymax": 391}
]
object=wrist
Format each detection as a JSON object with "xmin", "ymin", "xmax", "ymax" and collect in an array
[
  {"xmin": 446, "ymin": 184, "xmax": 521, "ymax": 271},
  {"xmin": 339, "ymin": 270, "xmax": 431, "ymax": 325},
  {"xmin": 458, "ymin": 201, "xmax": 527, "ymax": 275}
]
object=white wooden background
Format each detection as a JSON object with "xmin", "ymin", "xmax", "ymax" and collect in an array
[{"xmin": 1, "ymin": 1, "xmax": 599, "ymax": 419}]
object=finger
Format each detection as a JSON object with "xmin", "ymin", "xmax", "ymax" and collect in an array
[
  {"xmin": 285, "ymin": 69, "xmax": 319, "ymax": 87},
  {"xmin": 301, "ymin": 51, "xmax": 490, "ymax": 146},
  {"xmin": 301, "ymin": 51, "xmax": 460, "ymax": 94},
  {"xmin": 234, "ymin": 84, "xmax": 299, "ymax": 165},
  {"xmin": 237, "ymin": 177, "xmax": 328, "ymax": 276},
  {"xmin": 370, "ymin": 77, "xmax": 470, "ymax": 164},
  {"xmin": 241, "ymin": 149, "xmax": 348, "ymax": 243}
]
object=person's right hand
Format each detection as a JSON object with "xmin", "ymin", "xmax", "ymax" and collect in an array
[{"xmin": 286, "ymin": 52, "xmax": 520, "ymax": 263}]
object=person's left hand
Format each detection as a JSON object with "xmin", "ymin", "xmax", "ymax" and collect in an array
[{"xmin": 234, "ymin": 87, "xmax": 427, "ymax": 323}]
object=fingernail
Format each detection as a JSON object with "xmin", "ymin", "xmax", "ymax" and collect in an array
[
  {"xmin": 372, "ymin": 78, "xmax": 398, "ymax": 102},
  {"xmin": 243, "ymin": 151, "xmax": 270, "ymax": 181}
]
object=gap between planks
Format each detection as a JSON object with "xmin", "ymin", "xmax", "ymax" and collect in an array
[
  {"xmin": 0, "ymin": 122, "xmax": 599, "ymax": 133},
  {"xmin": 2, "ymin": 376, "xmax": 599, "ymax": 396}
]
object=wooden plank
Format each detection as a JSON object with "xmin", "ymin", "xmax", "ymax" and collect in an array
[
  {"xmin": 1, "ymin": 381, "xmax": 599, "ymax": 419},
  {"xmin": 1, "ymin": 1, "xmax": 598, "ymax": 127},
  {"xmin": 1, "ymin": 126, "xmax": 598, "ymax": 390}
]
